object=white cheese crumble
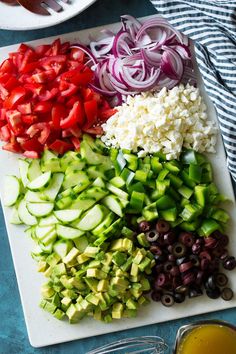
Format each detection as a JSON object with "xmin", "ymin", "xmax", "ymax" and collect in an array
[{"xmin": 101, "ymin": 84, "xmax": 218, "ymax": 160}]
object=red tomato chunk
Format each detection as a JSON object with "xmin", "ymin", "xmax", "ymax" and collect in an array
[{"xmin": 0, "ymin": 39, "xmax": 115, "ymax": 156}]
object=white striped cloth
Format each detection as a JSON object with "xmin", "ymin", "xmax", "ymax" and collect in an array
[{"xmin": 149, "ymin": 0, "xmax": 236, "ymax": 182}]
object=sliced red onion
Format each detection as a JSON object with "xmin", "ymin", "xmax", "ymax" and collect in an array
[
  {"xmin": 167, "ymin": 44, "xmax": 191, "ymax": 60},
  {"xmin": 141, "ymin": 49, "xmax": 162, "ymax": 68},
  {"xmin": 161, "ymin": 48, "xmax": 184, "ymax": 80},
  {"xmin": 89, "ymin": 83, "xmax": 116, "ymax": 96},
  {"xmin": 90, "ymin": 37, "xmax": 114, "ymax": 57}
]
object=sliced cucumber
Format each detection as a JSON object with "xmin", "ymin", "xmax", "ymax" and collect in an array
[
  {"xmin": 65, "ymin": 161, "xmax": 86, "ymax": 175},
  {"xmin": 19, "ymin": 159, "xmax": 29, "ymax": 187},
  {"xmin": 106, "ymin": 183, "xmax": 129, "ymax": 200},
  {"xmin": 18, "ymin": 199, "xmax": 37, "ymax": 226},
  {"xmin": 73, "ymin": 235, "xmax": 89, "ymax": 253},
  {"xmin": 38, "ymin": 241, "xmax": 54, "ymax": 254},
  {"xmin": 92, "ymin": 212, "xmax": 115, "ymax": 235},
  {"xmin": 60, "ymin": 151, "xmax": 80, "ymax": 171},
  {"xmin": 42, "ymin": 173, "xmax": 64, "ymax": 201},
  {"xmin": 72, "ymin": 180, "xmax": 91, "ymax": 194},
  {"xmin": 42, "ymin": 158, "xmax": 61, "ymax": 173},
  {"xmin": 10, "ymin": 206, "xmax": 23, "ymax": 225},
  {"xmin": 27, "ymin": 172, "xmax": 51, "ymax": 191},
  {"xmin": 92, "ymin": 177, "xmax": 106, "ymax": 189},
  {"xmin": 40, "ymin": 229, "xmax": 57, "ymax": 246},
  {"xmin": 27, "ymin": 202, "xmax": 54, "ymax": 217},
  {"xmin": 53, "ymin": 239, "xmax": 73, "ymax": 258},
  {"xmin": 54, "ymin": 210, "xmax": 82, "ymax": 223},
  {"xmin": 102, "ymin": 195, "xmax": 125, "ymax": 217},
  {"xmin": 4, "ymin": 175, "xmax": 21, "ymax": 206},
  {"xmin": 35, "ymin": 225, "xmax": 55, "ymax": 240},
  {"xmin": 56, "ymin": 224, "xmax": 84, "ymax": 240},
  {"xmin": 87, "ymin": 166, "xmax": 106, "ymax": 180},
  {"xmin": 25, "ymin": 190, "xmax": 45, "ymax": 203},
  {"xmin": 62, "ymin": 171, "xmax": 90, "ymax": 190},
  {"xmin": 39, "ymin": 214, "xmax": 59, "ymax": 226},
  {"xmin": 75, "ymin": 205, "xmax": 104, "ymax": 231},
  {"xmin": 27, "ymin": 159, "xmax": 41, "ymax": 181},
  {"xmin": 80, "ymin": 140, "xmax": 112, "ymax": 170},
  {"xmin": 69, "ymin": 198, "xmax": 96, "ymax": 212},
  {"xmin": 70, "ymin": 187, "xmax": 108, "ymax": 211}
]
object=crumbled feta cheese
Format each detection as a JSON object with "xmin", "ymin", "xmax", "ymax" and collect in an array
[{"xmin": 101, "ymin": 84, "xmax": 218, "ymax": 160}]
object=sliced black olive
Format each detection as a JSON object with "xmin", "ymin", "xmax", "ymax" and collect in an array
[
  {"xmin": 172, "ymin": 242, "xmax": 187, "ymax": 258},
  {"xmin": 223, "ymin": 256, "xmax": 236, "ymax": 271},
  {"xmin": 189, "ymin": 255, "xmax": 200, "ymax": 267},
  {"xmin": 174, "ymin": 292, "xmax": 185, "ymax": 303},
  {"xmin": 163, "ymin": 261, "xmax": 174, "ymax": 273},
  {"xmin": 221, "ymin": 287, "xmax": 234, "ymax": 301},
  {"xmin": 151, "ymin": 290, "xmax": 162, "ymax": 302},
  {"xmin": 156, "ymin": 220, "xmax": 170, "ymax": 233},
  {"xmin": 215, "ymin": 273, "xmax": 228, "ymax": 287},
  {"xmin": 206, "ymin": 287, "xmax": 221, "ymax": 299},
  {"xmin": 161, "ymin": 293, "xmax": 174, "ymax": 307},
  {"xmin": 176, "ymin": 256, "xmax": 188, "ymax": 266},
  {"xmin": 188, "ymin": 287, "xmax": 203, "ymax": 298},
  {"xmin": 146, "ymin": 229, "xmax": 159, "ymax": 242},
  {"xmin": 175, "ymin": 285, "xmax": 188, "ymax": 294},
  {"xmin": 205, "ymin": 275, "xmax": 217, "ymax": 291},
  {"xmin": 138, "ymin": 220, "xmax": 151, "ymax": 232},
  {"xmin": 179, "ymin": 232, "xmax": 195, "ymax": 247}
]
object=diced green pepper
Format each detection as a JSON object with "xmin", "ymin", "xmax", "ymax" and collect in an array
[
  {"xmin": 169, "ymin": 173, "xmax": 183, "ymax": 188},
  {"xmin": 180, "ymin": 203, "xmax": 202, "ymax": 222},
  {"xmin": 211, "ymin": 208, "xmax": 230, "ymax": 224},
  {"xmin": 160, "ymin": 207, "xmax": 177, "ymax": 222},
  {"xmin": 181, "ymin": 150, "xmax": 198, "ymax": 165},
  {"xmin": 113, "ymin": 150, "xmax": 126, "ymax": 174},
  {"xmin": 130, "ymin": 191, "xmax": 145, "ymax": 212},
  {"xmin": 120, "ymin": 168, "xmax": 135, "ymax": 186},
  {"xmin": 123, "ymin": 153, "xmax": 138, "ymax": 171},
  {"xmin": 142, "ymin": 202, "xmax": 158, "ymax": 221},
  {"xmin": 156, "ymin": 195, "xmax": 175, "ymax": 210},
  {"xmin": 157, "ymin": 168, "xmax": 169, "ymax": 181},
  {"xmin": 155, "ymin": 180, "xmax": 170, "ymax": 198},
  {"xmin": 178, "ymin": 185, "xmax": 193, "ymax": 199},
  {"xmin": 198, "ymin": 219, "xmax": 220, "ymax": 236},
  {"xmin": 127, "ymin": 181, "xmax": 145, "ymax": 194},
  {"xmin": 164, "ymin": 160, "xmax": 181, "ymax": 174},
  {"xmin": 180, "ymin": 170, "xmax": 196, "ymax": 188},
  {"xmin": 189, "ymin": 164, "xmax": 202, "ymax": 183},
  {"xmin": 180, "ymin": 220, "xmax": 200, "ymax": 232},
  {"xmin": 150, "ymin": 157, "xmax": 162, "ymax": 174},
  {"xmin": 135, "ymin": 170, "xmax": 149, "ymax": 183},
  {"xmin": 194, "ymin": 185, "xmax": 208, "ymax": 206}
]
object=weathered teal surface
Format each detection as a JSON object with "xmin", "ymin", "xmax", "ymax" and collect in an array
[{"xmin": 0, "ymin": 1, "xmax": 236, "ymax": 353}]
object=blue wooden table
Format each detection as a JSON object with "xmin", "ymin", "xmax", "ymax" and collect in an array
[{"xmin": 0, "ymin": 1, "xmax": 236, "ymax": 353}]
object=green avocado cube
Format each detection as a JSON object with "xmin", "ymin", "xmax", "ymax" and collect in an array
[
  {"xmin": 44, "ymin": 266, "xmax": 53, "ymax": 278},
  {"xmin": 37, "ymin": 261, "xmax": 48, "ymax": 273},
  {"xmin": 66, "ymin": 304, "xmax": 84, "ymax": 323},
  {"xmin": 93, "ymin": 307, "xmax": 102, "ymax": 321},
  {"xmin": 123, "ymin": 309, "xmax": 137, "ymax": 318},
  {"xmin": 63, "ymin": 247, "xmax": 79, "ymax": 266},
  {"xmin": 44, "ymin": 301, "xmax": 57, "ymax": 314},
  {"xmin": 103, "ymin": 314, "xmax": 112, "ymax": 323},
  {"xmin": 112, "ymin": 302, "xmax": 124, "ymax": 319},
  {"xmin": 80, "ymin": 299, "xmax": 94, "ymax": 312},
  {"xmin": 112, "ymin": 251, "xmax": 127, "ymax": 266},
  {"xmin": 46, "ymin": 253, "xmax": 61, "ymax": 267},
  {"xmin": 83, "ymin": 246, "xmax": 99, "ymax": 258},
  {"xmin": 137, "ymin": 233, "xmax": 150, "ymax": 248},
  {"xmin": 126, "ymin": 298, "xmax": 138, "ymax": 310},
  {"xmin": 53, "ymin": 308, "xmax": 65, "ymax": 320},
  {"xmin": 51, "ymin": 293, "xmax": 61, "ymax": 307},
  {"xmin": 86, "ymin": 293, "xmax": 100, "ymax": 306},
  {"xmin": 140, "ymin": 277, "xmax": 151, "ymax": 291},
  {"xmin": 51, "ymin": 263, "xmax": 67, "ymax": 278},
  {"xmin": 84, "ymin": 278, "xmax": 98, "ymax": 292},
  {"xmin": 130, "ymin": 263, "xmax": 139, "ymax": 277},
  {"xmin": 101, "ymin": 252, "xmax": 113, "ymax": 266},
  {"xmin": 41, "ymin": 284, "xmax": 55, "ymax": 299},
  {"xmin": 111, "ymin": 277, "xmax": 129, "ymax": 292},
  {"xmin": 138, "ymin": 257, "xmax": 151, "ymax": 272},
  {"xmin": 138, "ymin": 296, "xmax": 150, "ymax": 306},
  {"xmin": 60, "ymin": 275, "xmax": 74, "ymax": 290},
  {"xmin": 133, "ymin": 250, "xmax": 145, "ymax": 265},
  {"xmin": 97, "ymin": 279, "xmax": 109, "ymax": 292},
  {"xmin": 77, "ymin": 254, "xmax": 90, "ymax": 264},
  {"xmin": 61, "ymin": 289, "xmax": 78, "ymax": 299},
  {"xmin": 61, "ymin": 296, "xmax": 72, "ymax": 309}
]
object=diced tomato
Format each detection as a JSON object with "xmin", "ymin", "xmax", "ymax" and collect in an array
[
  {"xmin": 70, "ymin": 48, "xmax": 85, "ymax": 62},
  {"xmin": 34, "ymin": 44, "xmax": 51, "ymax": 56},
  {"xmin": 21, "ymin": 137, "xmax": 43, "ymax": 152},
  {"xmin": 0, "ymin": 125, "xmax": 11, "ymax": 141},
  {"xmin": 51, "ymin": 104, "xmax": 67, "ymax": 130},
  {"xmin": 60, "ymin": 101, "xmax": 84, "ymax": 130},
  {"xmin": 83, "ymin": 99, "xmax": 98, "ymax": 129},
  {"xmin": 34, "ymin": 101, "xmax": 53, "ymax": 113},
  {"xmin": 6, "ymin": 110, "xmax": 24, "ymax": 135},
  {"xmin": 0, "ymin": 37, "xmax": 113, "ymax": 157},
  {"xmin": 27, "ymin": 122, "xmax": 50, "ymax": 144},
  {"xmin": 49, "ymin": 139, "xmax": 73, "ymax": 154},
  {"xmin": 21, "ymin": 114, "xmax": 38, "ymax": 125},
  {"xmin": 99, "ymin": 108, "xmax": 117, "ymax": 121},
  {"xmin": 2, "ymin": 141, "xmax": 22, "ymax": 153},
  {"xmin": 4, "ymin": 86, "xmax": 27, "ymax": 109},
  {"xmin": 71, "ymin": 137, "xmax": 80, "ymax": 150},
  {"xmin": 17, "ymin": 102, "xmax": 32, "ymax": 115},
  {"xmin": 23, "ymin": 150, "xmax": 39, "ymax": 159},
  {"xmin": 83, "ymin": 126, "xmax": 103, "ymax": 135}
]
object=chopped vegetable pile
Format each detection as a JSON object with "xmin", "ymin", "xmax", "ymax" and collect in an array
[
  {"xmin": 0, "ymin": 39, "xmax": 115, "ymax": 157},
  {"xmin": 74, "ymin": 15, "xmax": 195, "ymax": 104},
  {"xmin": 4, "ymin": 135, "xmax": 233, "ymax": 322},
  {"xmin": 102, "ymin": 84, "xmax": 217, "ymax": 159}
]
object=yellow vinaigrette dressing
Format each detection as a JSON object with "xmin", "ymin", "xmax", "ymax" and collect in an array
[{"xmin": 177, "ymin": 324, "xmax": 236, "ymax": 354}]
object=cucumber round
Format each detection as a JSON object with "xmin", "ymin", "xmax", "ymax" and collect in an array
[
  {"xmin": 27, "ymin": 172, "xmax": 51, "ymax": 191},
  {"xmin": 54, "ymin": 210, "xmax": 82, "ymax": 223},
  {"xmin": 4, "ymin": 175, "xmax": 21, "ymax": 206},
  {"xmin": 27, "ymin": 202, "xmax": 54, "ymax": 217},
  {"xmin": 56, "ymin": 224, "xmax": 84, "ymax": 240},
  {"xmin": 18, "ymin": 199, "xmax": 37, "ymax": 226},
  {"xmin": 76, "ymin": 205, "xmax": 104, "ymax": 231}
]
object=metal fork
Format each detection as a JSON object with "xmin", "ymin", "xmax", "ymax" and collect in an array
[
  {"xmin": 86, "ymin": 336, "xmax": 168, "ymax": 354},
  {"xmin": 17, "ymin": 0, "xmax": 69, "ymax": 16}
]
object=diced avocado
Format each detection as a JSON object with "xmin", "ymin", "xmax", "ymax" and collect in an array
[
  {"xmin": 44, "ymin": 266, "xmax": 53, "ymax": 278},
  {"xmin": 110, "ymin": 238, "xmax": 133, "ymax": 252},
  {"xmin": 43, "ymin": 301, "xmax": 57, "ymax": 315},
  {"xmin": 86, "ymin": 268, "xmax": 107, "ymax": 279},
  {"xmin": 39, "ymin": 299, "xmax": 47, "ymax": 309},
  {"xmin": 126, "ymin": 298, "xmax": 138, "ymax": 310},
  {"xmin": 140, "ymin": 277, "xmax": 151, "ymax": 291},
  {"xmin": 93, "ymin": 307, "xmax": 102, "ymax": 321},
  {"xmin": 77, "ymin": 254, "xmax": 90, "ymax": 264},
  {"xmin": 112, "ymin": 302, "xmax": 124, "ymax": 319},
  {"xmin": 86, "ymin": 293, "xmax": 100, "ymax": 306},
  {"xmin": 46, "ymin": 252, "xmax": 61, "ymax": 267},
  {"xmin": 68, "ymin": 277, "xmax": 87, "ymax": 291},
  {"xmin": 63, "ymin": 247, "xmax": 80, "ymax": 267},
  {"xmin": 96, "ymin": 293, "xmax": 109, "ymax": 311},
  {"xmin": 97, "ymin": 279, "xmax": 109, "ymax": 292},
  {"xmin": 61, "ymin": 296, "xmax": 72, "ymax": 310},
  {"xmin": 37, "ymin": 261, "xmax": 48, "ymax": 273},
  {"xmin": 73, "ymin": 235, "xmax": 88, "ymax": 253},
  {"xmin": 84, "ymin": 278, "xmax": 98, "ymax": 292},
  {"xmin": 51, "ymin": 293, "xmax": 61, "ymax": 307},
  {"xmin": 66, "ymin": 304, "xmax": 84, "ymax": 323},
  {"xmin": 103, "ymin": 314, "xmax": 112, "ymax": 323},
  {"xmin": 60, "ymin": 275, "xmax": 74, "ymax": 290},
  {"xmin": 133, "ymin": 250, "xmax": 145, "ymax": 265},
  {"xmin": 101, "ymin": 252, "xmax": 113, "ymax": 266},
  {"xmin": 123, "ymin": 309, "xmax": 137, "ymax": 318},
  {"xmin": 111, "ymin": 277, "xmax": 129, "ymax": 292},
  {"xmin": 53, "ymin": 308, "xmax": 65, "ymax": 320},
  {"xmin": 61, "ymin": 289, "xmax": 78, "ymax": 300},
  {"xmin": 83, "ymin": 246, "xmax": 99, "ymax": 258},
  {"xmin": 130, "ymin": 263, "xmax": 139, "ymax": 277},
  {"xmin": 121, "ymin": 256, "xmax": 133, "ymax": 272},
  {"xmin": 41, "ymin": 283, "xmax": 55, "ymax": 299},
  {"xmin": 51, "ymin": 263, "xmax": 67, "ymax": 278},
  {"xmin": 138, "ymin": 295, "xmax": 150, "ymax": 306},
  {"xmin": 80, "ymin": 299, "xmax": 94, "ymax": 312}
]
